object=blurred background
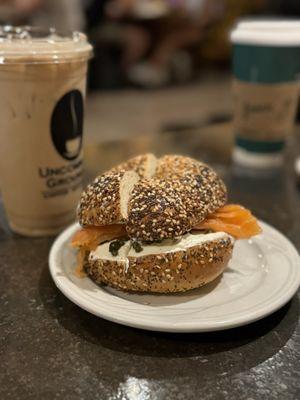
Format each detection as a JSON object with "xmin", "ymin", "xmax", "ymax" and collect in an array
[{"xmin": 0, "ymin": 0, "xmax": 299, "ymax": 146}]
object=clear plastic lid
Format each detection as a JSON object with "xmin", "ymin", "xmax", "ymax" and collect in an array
[{"xmin": 0, "ymin": 25, "xmax": 93, "ymax": 64}]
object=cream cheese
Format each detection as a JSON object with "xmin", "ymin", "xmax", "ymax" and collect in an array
[
  {"xmin": 89, "ymin": 240, "xmax": 131, "ymax": 262},
  {"xmin": 89, "ymin": 231, "xmax": 231, "ymax": 264},
  {"xmin": 128, "ymin": 232, "xmax": 231, "ymax": 257}
]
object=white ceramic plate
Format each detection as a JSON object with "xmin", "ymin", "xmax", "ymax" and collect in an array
[{"xmin": 49, "ymin": 221, "xmax": 300, "ymax": 332}]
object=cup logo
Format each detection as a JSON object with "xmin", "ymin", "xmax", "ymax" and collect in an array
[{"xmin": 51, "ymin": 90, "xmax": 84, "ymax": 160}]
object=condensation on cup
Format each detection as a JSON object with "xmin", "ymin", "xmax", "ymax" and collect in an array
[{"xmin": 0, "ymin": 26, "xmax": 93, "ymax": 236}]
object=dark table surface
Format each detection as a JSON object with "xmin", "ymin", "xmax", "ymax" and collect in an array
[{"xmin": 1, "ymin": 121, "xmax": 300, "ymax": 400}]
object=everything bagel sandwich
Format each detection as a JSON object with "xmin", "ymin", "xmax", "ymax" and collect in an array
[{"xmin": 72, "ymin": 154, "xmax": 261, "ymax": 293}]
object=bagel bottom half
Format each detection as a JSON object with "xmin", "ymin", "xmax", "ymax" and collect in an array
[{"xmin": 85, "ymin": 231, "xmax": 234, "ymax": 293}]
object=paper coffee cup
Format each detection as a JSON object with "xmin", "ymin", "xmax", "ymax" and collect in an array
[
  {"xmin": 0, "ymin": 26, "xmax": 92, "ymax": 236},
  {"xmin": 230, "ymin": 21, "xmax": 300, "ymax": 169}
]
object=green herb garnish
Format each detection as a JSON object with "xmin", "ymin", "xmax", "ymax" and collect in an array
[
  {"xmin": 132, "ymin": 241, "xmax": 143, "ymax": 253},
  {"xmin": 109, "ymin": 240, "xmax": 125, "ymax": 256}
]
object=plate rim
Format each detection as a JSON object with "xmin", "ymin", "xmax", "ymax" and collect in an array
[{"xmin": 49, "ymin": 221, "xmax": 300, "ymax": 332}]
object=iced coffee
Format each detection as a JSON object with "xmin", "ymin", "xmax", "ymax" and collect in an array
[{"xmin": 0, "ymin": 26, "xmax": 92, "ymax": 236}]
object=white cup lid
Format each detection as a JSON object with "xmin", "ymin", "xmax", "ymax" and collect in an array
[
  {"xmin": 237, "ymin": 19, "xmax": 300, "ymax": 31},
  {"xmin": 231, "ymin": 29, "xmax": 300, "ymax": 46},
  {"xmin": 0, "ymin": 25, "xmax": 93, "ymax": 64},
  {"xmin": 231, "ymin": 19, "xmax": 300, "ymax": 46}
]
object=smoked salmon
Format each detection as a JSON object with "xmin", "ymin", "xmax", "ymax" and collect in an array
[
  {"xmin": 71, "ymin": 224, "xmax": 127, "ymax": 277},
  {"xmin": 194, "ymin": 204, "xmax": 261, "ymax": 239},
  {"xmin": 71, "ymin": 224, "xmax": 127, "ymax": 251}
]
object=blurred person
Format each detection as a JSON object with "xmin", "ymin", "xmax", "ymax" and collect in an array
[
  {"xmin": 105, "ymin": 0, "xmax": 225, "ymax": 87},
  {"xmin": 105, "ymin": 0, "xmax": 168, "ymax": 72},
  {"xmin": 33, "ymin": 0, "xmax": 85, "ymax": 31},
  {"xmin": 85, "ymin": 0, "xmax": 108, "ymax": 30},
  {"xmin": 0, "ymin": 0, "xmax": 42, "ymax": 22},
  {"xmin": 0, "ymin": 0, "xmax": 85, "ymax": 31},
  {"xmin": 198, "ymin": 0, "xmax": 266, "ymax": 63},
  {"xmin": 0, "ymin": 0, "xmax": 41, "ymax": 13}
]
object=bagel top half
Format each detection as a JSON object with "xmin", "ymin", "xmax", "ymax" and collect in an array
[{"xmin": 77, "ymin": 154, "xmax": 227, "ymax": 241}]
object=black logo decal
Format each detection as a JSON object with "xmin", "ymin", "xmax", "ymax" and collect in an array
[{"xmin": 51, "ymin": 90, "xmax": 83, "ymax": 160}]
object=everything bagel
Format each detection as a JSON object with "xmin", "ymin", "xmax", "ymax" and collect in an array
[{"xmin": 72, "ymin": 154, "xmax": 261, "ymax": 293}]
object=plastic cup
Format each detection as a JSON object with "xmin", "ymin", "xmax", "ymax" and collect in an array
[{"xmin": 0, "ymin": 26, "xmax": 92, "ymax": 236}]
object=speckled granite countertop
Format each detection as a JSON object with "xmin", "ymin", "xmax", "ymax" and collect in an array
[{"xmin": 1, "ymin": 124, "xmax": 300, "ymax": 400}]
